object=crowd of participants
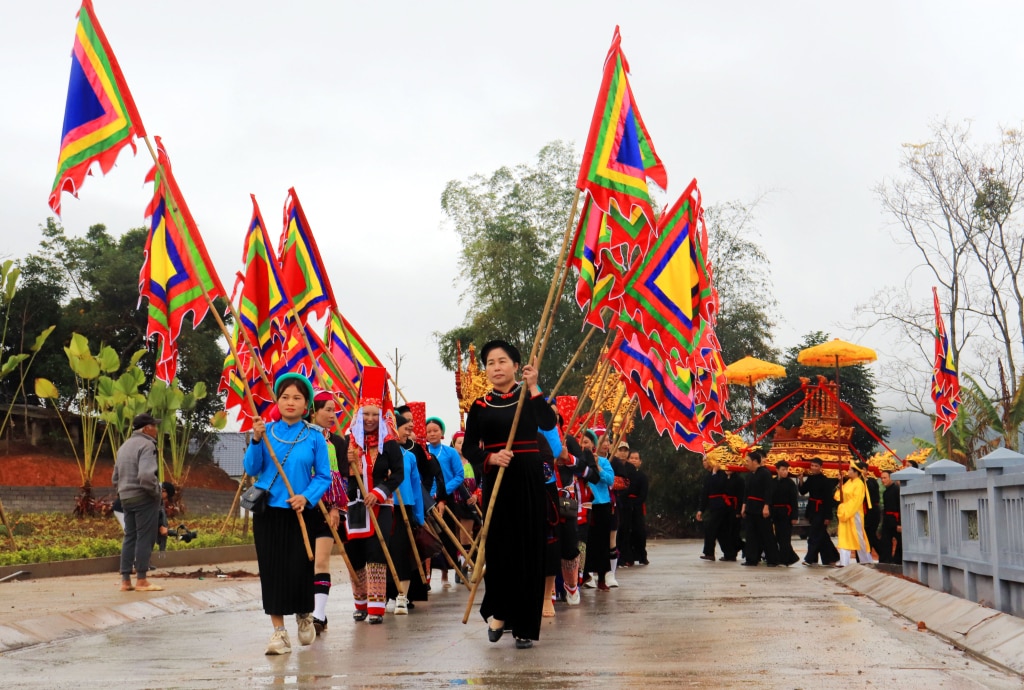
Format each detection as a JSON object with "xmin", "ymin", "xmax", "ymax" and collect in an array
[
  {"xmin": 235, "ymin": 341, "xmax": 651, "ymax": 655},
  {"xmin": 696, "ymin": 450, "xmax": 904, "ymax": 569}
]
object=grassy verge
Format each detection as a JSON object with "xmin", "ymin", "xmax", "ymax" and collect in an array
[{"xmin": 0, "ymin": 513, "xmax": 253, "ymax": 566}]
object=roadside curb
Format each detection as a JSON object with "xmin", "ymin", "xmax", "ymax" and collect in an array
[
  {"xmin": 0, "ymin": 581, "xmax": 261, "ymax": 653},
  {"xmin": 830, "ymin": 564, "xmax": 1024, "ymax": 676}
]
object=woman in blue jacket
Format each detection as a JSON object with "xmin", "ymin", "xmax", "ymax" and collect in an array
[
  {"xmin": 425, "ymin": 416, "xmax": 465, "ymax": 585},
  {"xmin": 581, "ymin": 430, "xmax": 615, "ymax": 592},
  {"xmin": 245, "ymin": 373, "xmax": 331, "ymax": 655}
]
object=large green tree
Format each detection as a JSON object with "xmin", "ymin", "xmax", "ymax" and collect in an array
[
  {"xmin": 704, "ymin": 199, "xmax": 779, "ymax": 429},
  {"xmin": 436, "ymin": 141, "xmax": 603, "ymax": 395},
  {"xmin": 762, "ymin": 331, "xmax": 889, "ymax": 460},
  {"xmin": 8, "ymin": 219, "xmax": 227, "ymax": 429}
]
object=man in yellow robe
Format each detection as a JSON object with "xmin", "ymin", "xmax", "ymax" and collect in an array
[{"xmin": 834, "ymin": 461, "xmax": 874, "ymax": 567}]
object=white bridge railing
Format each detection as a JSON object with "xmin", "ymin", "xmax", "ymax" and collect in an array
[{"xmin": 893, "ymin": 448, "xmax": 1024, "ymax": 617}]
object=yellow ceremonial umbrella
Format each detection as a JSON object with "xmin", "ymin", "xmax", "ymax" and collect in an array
[
  {"xmin": 723, "ymin": 356, "xmax": 787, "ymax": 434},
  {"xmin": 797, "ymin": 338, "xmax": 877, "ymax": 500},
  {"xmin": 797, "ymin": 338, "xmax": 877, "ymax": 392}
]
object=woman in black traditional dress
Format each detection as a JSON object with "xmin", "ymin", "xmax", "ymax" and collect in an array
[{"xmin": 462, "ymin": 340, "xmax": 556, "ymax": 650}]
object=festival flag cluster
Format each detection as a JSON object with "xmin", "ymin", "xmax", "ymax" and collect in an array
[
  {"xmin": 51, "ymin": 2, "xmax": 382, "ymax": 432},
  {"xmin": 217, "ymin": 189, "xmax": 383, "ymax": 430},
  {"xmin": 570, "ymin": 27, "xmax": 727, "ymax": 453},
  {"xmin": 931, "ymin": 287, "xmax": 961, "ymax": 434}
]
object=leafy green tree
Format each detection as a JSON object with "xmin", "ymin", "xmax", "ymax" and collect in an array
[
  {"xmin": 13, "ymin": 219, "xmax": 228, "ymax": 427},
  {"xmin": 704, "ymin": 199, "xmax": 779, "ymax": 429},
  {"xmin": 762, "ymin": 331, "xmax": 889, "ymax": 460},
  {"xmin": 436, "ymin": 141, "xmax": 603, "ymax": 395}
]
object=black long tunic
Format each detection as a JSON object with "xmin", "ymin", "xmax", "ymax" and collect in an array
[{"xmin": 463, "ymin": 383, "xmax": 556, "ymax": 642}]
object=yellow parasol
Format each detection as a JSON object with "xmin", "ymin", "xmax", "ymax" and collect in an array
[
  {"xmin": 723, "ymin": 356, "xmax": 787, "ymax": 435},
  {"xmin": 797, "ymin": 338, "xmax": 876, "ymax": 393},
  {"xmin": 796, "ymin": 338, "xmax": 877, "ymax": 501},
  {"xmin": 796, "ymin": 338, "xmax": 877, "ymax": 368}
]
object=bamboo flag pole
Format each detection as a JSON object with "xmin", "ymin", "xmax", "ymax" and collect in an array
[
  {"xmin": 219, "ymin": 474, "xmax": 247, "ymax": 536},
  {"xmin": 564, "ymin": 328, "xmax": 615, "ymax": 434},
  {"xmin": 424, "ymin": 518, "xmax": 472, "ymax": 591},
  {"xmin": 462, "ymin": 189, "xmax": 581, "ymax": 624},
  {"xmin": 348, "ymin": 454, "xmax": 405, "ymax": 597},
  {"xmin": 140, "ymin": 135, "xmax": 314, "ymax": 560},
  {"xmin": 433, "ymin": 505, "xmax": 472, "ymax": 563},
  {"xmin": 610, "ymin": 398, "xmax": 639, "ymax": 451},
  {"xmin": 548, "ymin": 325, "xmax": 597, "ymax": 399},
  {"xmin": 395, "ymin": 487, "xmax": 428, "ymax": 585}
]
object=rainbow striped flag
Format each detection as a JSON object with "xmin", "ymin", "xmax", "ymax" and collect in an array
[
  {"xmin": 619, "ymin": 179, "xmax": 713, "ymax": 362},
  {"xmin": 279, "ymin": 189, "xmax": 337, "ymax": 322},
  {"xmin": 576, "ymin": 26, "xmax": 666, "ymax": 227},
  {"xmin": 50, "ymin": 0, "xmax": 146, "ymax": 215},
  {"xmin": 236, "ymin": 196, "xmax": 289, "ymax": 363},
  {"xmin": 139, "ymin": 139, "xmax": 226, "ymax": 382},
  {"xmin": 327, "ymin": 310, "xmax": 382, "ymax": 389},
  {"xmin": 931, "ymin": 287, "xmax": 961, "ymax": 433}
]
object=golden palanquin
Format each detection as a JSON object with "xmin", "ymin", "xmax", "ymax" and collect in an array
[{"xmin": 707, "ymin": 377, "xmax": 926, "ymax": 476}]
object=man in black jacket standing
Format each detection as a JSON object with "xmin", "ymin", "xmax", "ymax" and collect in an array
[
  {"xmin": 741, "ymin": 450, "xmax": 780, "ymax": 567},
  {"xmin": 798, "ymin": 457, "xmax": 839, "ymax": 566},
  {"xmin": 877, "ymin": 470, "xmax": 902, "ymax": 564},
  {"xmin": 772, "ymin": 461, "xmax": 801, "ymax": 566}
]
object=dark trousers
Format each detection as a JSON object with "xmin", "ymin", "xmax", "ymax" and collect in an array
[
  {"xmin": 703, "ymin": 508, "xmax": 736, "ymax": 559},
  {"xmin": 616, "ymin": 499, "xmax": 634, "ymax": 563},
  {"xmin": 804, "ymin": 512, "xmax": 839, "ymax": 564},
  {"xmin": 628, "ymin": 500, "xmax": 647, "ymax": 562},
  {"xmin": 725, "ymin": 509, "xmax": 743, "ymax": 558},
  {"xmin": 865, "ymin": 511, "xmax": 881, "ymax": 554},
  {"xmin": 773, "ymin": 515, "xmax": 800, "ymax": 565},
  {"xmin": 878, "ymin": 519, "xmax": 903, "ymax": 564},
  {"xmin": 744, "ymin": 510, "xmax": 780, "ymax": 565},
  {"xmin": 119, "ymin": 496, "xmax": 160, "ymax": 579}
]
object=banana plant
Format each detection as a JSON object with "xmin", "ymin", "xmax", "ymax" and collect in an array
[
  {"xmin": 147, "ymin": 378, "xmax": 212, "ymax": 515},
  {"xmin": 35, "ymin": 333, "xmax": 121, "ymax": 516},
  {"xmin": 95, "ymin": 348, "xmax": 148, "ymax": 458},
  {"xmin": 0, "ymin": 260, "xmax": 56, "ymax": 440}
]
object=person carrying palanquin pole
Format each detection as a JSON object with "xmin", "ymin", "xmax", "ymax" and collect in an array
[
  {"xmin": 771, "ymin": 460, "xmax": 801, "ymax": 567},
  {"xmin": 343, "ymin": 366, "xmax": 405, "ymax": 624},
  {"xmin": 461, "ymin": 340, "xmax": 556, "ymax": 650},
  {"xmin": 798, "ymin": 457, "xmax": 839, "ymax": 567},
  {"xmin": 741, "ymin": 449, "xmax": 780, "ymax": 567},
  {"xmin": 834, "ymin": 461, "xmax": 875, "ymax": 567},
  {"xmin": 697, "ymin": 457, "xmax": 734, "ymax": 562}
]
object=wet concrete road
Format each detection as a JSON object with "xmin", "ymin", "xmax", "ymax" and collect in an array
[{"xmin": 1, "ymin": 540, "xmax": 1020, "ymax": 689}]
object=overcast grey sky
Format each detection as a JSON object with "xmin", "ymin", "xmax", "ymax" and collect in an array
[{"xmin": 4, "ymin": 1, "xmax": 1023, "ymax": 437}]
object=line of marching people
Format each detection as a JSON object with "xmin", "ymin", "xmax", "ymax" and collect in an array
[
  {"xmin": 242, "ymin": 350, "xmax": 653, "ymax": 655},
  {"xmin": 697, "ymin": 450, "xmax": 903, "ymax": 569}
]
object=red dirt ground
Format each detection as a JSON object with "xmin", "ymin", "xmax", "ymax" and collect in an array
[{"xmin": 0, "ymin": 448, "xmax": 236, "ymax": 490}]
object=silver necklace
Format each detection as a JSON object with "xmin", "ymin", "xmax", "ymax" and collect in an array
[{"xmin": 270, "ymin": 421, "xmax": 311, "ymax": 445}]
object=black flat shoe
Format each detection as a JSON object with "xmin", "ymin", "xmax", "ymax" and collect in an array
[
  {"xmin": 487, "ymin": 626, "xmax": 504, "ymax": 643},
  {"xmin": 515, "ymin": 637, "xmax": 533, "ymax": 649},
  {"xmin": 352, "ymin": 610, "xmax": 368, "ymax": 622}
]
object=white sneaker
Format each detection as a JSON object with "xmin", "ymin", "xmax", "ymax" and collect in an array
[
  {"xmin": 394, "ymin": 594, "xmax": 409, "ymax": 615},
  {"xmin": 566, "ymin": 588, "xmax": 581, "ymax": 606},
  {"xmin": 605, "ymin": 574, "xmax": 619, "ymax": 588},
  {"xmin": 295, "ymin": 614, "xmax": 315, "ymax": 646},
  {"xmin": 265, "ymin": 629, "xmax": 291, "ymax": 655},
  {"xmin": 385, "ymin": 599, "xmax": 396, "ymax": 613},
  {"xmin": 582, "ymin": 574, "xmax": 596, "ymax": 589}
]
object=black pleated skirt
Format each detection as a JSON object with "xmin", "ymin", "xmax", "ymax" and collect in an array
[{"xmin": 254, "ymin": 507, "xmax": 314, "ymax": 616}]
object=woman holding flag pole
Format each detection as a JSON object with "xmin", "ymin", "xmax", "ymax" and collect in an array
[{"xmin": 461, "ymin": 340, "xmax": 557, "ymax": 649}]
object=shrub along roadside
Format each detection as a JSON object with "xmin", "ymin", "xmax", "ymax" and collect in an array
[{"xmin": 0, "ymin": 514, "xmax": 253, "ymax": 567}]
